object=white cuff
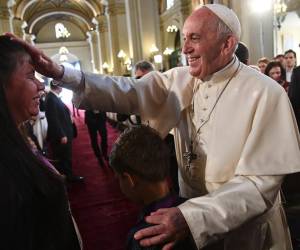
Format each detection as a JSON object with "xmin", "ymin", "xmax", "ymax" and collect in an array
[{"xmin": 60, "ymin": 65, "xmax": 83, "ymax": 90}]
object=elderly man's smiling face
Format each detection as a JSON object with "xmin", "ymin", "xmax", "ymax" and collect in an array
[{"xmin": 182, "ymin": 8, "xmax": 232, "ymax": 80}]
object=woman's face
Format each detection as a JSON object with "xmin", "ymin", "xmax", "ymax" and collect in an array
[
  {"xmin": 258, "ymin": 62, "xmax": 267, "ymax": 73},
  {"xmin": 268, "ymin": 66, "xmax": 282, "ymax": 82},
  {"xmin": 5, "ymin": 54, "xmax": 44, "ymax": 124}
]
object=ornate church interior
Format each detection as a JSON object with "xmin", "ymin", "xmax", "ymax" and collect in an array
[
  {"xmin": 1, "ymin": 1, "xmax": 300, "ymax": 250},
  {"xmin": 1, "ymin": 0, "xmax": 299, "ymax": 76}
]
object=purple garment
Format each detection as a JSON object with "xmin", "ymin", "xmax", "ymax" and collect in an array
[
  {"xmin": 34, "ymin": 149, "xmax": 59, "ymax": 173},
  {"xmin": 139, "ymin": 194, "xmax": 186, "ymax": 219},
  {"xmin": 126, "ymin": 194, "xmax": 196, "ymax": 250}
]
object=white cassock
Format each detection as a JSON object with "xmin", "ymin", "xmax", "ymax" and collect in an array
[{"xmin": 60, "ymin": 56, "xmax": 300, "ymax": 250}]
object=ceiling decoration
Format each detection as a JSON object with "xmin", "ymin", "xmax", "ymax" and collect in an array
[
  {"xmin": 9, "ymin": 0, "xmax": 105, "ymax": 39},
  {"xmin": 287, "ymin": 0, "xmax": 300, "ymax": 12},
  {"xmin": 31, "ymin": 13, "xmax": 86, "ymax": 36}
]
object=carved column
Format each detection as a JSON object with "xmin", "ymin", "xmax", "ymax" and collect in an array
[
  {"xmin": 231, "ymin": 0, "xmax": 274, "ymax": 63},
  {"xmin": 124, "ymin": 0, "xmax": 143, "ymax": 63},
  {"xmin": 96, "ymin": 14, "xmax": 111, "ymax": 73},
  {"xmin": 93, "ymin": 16, "xmax": 107, "ymax": 74},
  {"xmin": 105, "ymin": 2, "xmax": 127, "ymax": 75},
  {"xmin": 88, "ymin": 27, "xmax": 105, "ymax": 73},
  {"xmin": 0, "ymin": 6, "xmax": 10, "ymax": 34},
  {"xmin": 20, "ymin": 21, "xmax": 33, "ymax": 42},
  {"xmin": 7, "ymin": 0, "xmax": 15, "ymax": 33},
  {"xmin": 6, "ymin": 0, "xmax": 23, "ymax": 37},
  {"xmin": 12, "ymin": 18, "xmax": 24, "ymax": 37},
  {"xmin": 86, "ymin": 31, "xmax": 96, "ymax": 72},
  {"xmin": 24, "ymin": 33, "xmax": 36, "ymax": 45}
]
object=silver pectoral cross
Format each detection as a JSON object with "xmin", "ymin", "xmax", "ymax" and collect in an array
[{"xmin": 183, "ymin": 142, "xmax": 197, "ymax": 168}]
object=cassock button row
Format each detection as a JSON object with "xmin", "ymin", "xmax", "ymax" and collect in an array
[
  {"xmin": 200, "ymin": 119, "xmax": 205, "ymax": 123},
  {"xmin": 204, "ymin": 95, "xmax": 209, "ymax": 99},
  {"xmin": 202, "ymin": 107, "xmax": 207, "ymax": 111},
  {"xmin": 208, "ymin": 84, "xmax": 212, "ymax": 88}
]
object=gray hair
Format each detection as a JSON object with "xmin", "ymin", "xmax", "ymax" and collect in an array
[
  {"xmin": 134, "ymin": 60, "xmax": 155, "ymax": 73},
  {"xmin": 215, "ymin": 18, "xmax": 234, "ymax": 41},
  {"xmin": 213, "ymin": 17, "xmax": 238, "ymax": 52}
]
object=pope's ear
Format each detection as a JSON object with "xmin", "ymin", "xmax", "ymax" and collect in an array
[{"xmin": 221, "ymin": 36, "xmax": 238, "ymax": 56}]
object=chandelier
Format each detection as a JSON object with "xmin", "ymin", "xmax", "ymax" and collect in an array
[{"xmin": 274, "ymin": 0, "xmax": 288, "ymax": 29}]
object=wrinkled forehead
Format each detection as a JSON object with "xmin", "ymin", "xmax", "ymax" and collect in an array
[{"xmin": 183, "ymin": 8, "xmax": 216, "ymax": 34}]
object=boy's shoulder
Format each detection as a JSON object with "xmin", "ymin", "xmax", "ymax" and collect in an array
[
  {"xmin": 142, "ymin": 194, "xmax": 186, "ymax": 217},
  {"xmin": 126, "ymin": 194, "xmax": 189, "ymax": 250},
  {"xmin": 127, "ymin": 222, "xmax": 161, "ymax": 250},
  {"xmin": 127, "ymin": 221, "xmax": 196, "ymax": 250}
]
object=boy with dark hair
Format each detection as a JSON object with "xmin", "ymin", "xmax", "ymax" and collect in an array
[{"xmin": 109, "ymin": 125, "xmax": 195, "ymax": 250}]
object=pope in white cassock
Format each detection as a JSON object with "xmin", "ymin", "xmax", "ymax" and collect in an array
[{"xmin": 7, "ymin": 3, "xmax": 300, "ymax": 250}]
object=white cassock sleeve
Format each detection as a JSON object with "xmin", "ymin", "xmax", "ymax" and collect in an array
[
  {"xmin": 60, "ymin": 66, "xmax": 169, "ymax": 116},
  {"xmin": 178, "ymin": 175, "xmax": 283, "ymax": 249},
  {"xmin": 60, "ymin": 66, "xmax": 193, "ymax": 137}
]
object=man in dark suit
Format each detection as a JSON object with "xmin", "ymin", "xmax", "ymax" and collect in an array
[
  {"xmin": 284, "ymin": 49, "xmax": 297, "ymax": 83},
  {"xmin": 289, "ymin": 66, "xmax": 300, "ymax": 131},
  {"xmin": 84, "ymin": 110, "xmax": 108, "ymax": 167},
  {"xmin": 45, "ymin": 81, "xmax": 83, "ymax": 182},
  {"xmin": 287, "ymin": 65, "xmax": 300, "ymax": 250}
]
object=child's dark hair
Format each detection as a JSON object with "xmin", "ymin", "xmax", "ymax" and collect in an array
[{"xmin": 109, "ymin": 125, "xmax": 170, "ymax": 182}]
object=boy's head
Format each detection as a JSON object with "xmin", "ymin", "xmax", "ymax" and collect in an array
[{"xmin": 109, "ymin": 125, "xmax": 170, "ymax": 203}]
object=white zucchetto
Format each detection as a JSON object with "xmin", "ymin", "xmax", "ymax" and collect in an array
[{"xmin": 204, "ymin": 4, "xmax": 241, "ymax": 39}]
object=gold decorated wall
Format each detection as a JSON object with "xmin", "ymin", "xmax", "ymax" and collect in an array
[{"xmin": 1, "ymin": 0, "xmax": 299, "ymax": 72}]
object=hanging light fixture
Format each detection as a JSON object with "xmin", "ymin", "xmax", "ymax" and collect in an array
[
  {"xmin": 149, "ymin": 44, "xmax": 159, "ymax": 54},
  {"xmin": 117, "ymin": 49, "xmax": 126, "ymax": 59},
  {"xmin": 102, "ymin": 62, "xmax": 109, "ymax": 70},
  {"xmin": 166, "ymin": 25, "xmax": 178, "ymax": 33},
  {"xmin": 274, "ymin": 0, "xmax": 287, "ymax": 29},
  {"xmin": 163, "ymin": 47, "xmax": 174, "ymax": 55},
  {"xmin": 154, "ymin": 54, "xmax": 162, "ymax": 64}
]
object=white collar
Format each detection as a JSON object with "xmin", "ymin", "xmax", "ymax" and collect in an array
[{"xmin": 200, "ymin": 56, "xmax": 239, "ymax": 84}]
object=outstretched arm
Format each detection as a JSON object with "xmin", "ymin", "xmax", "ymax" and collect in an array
[
  {"xmin": 5, "ymin": 33, "xmax": 189, "ymax": 137},
  {"xmin": 5, "ymin": 33, "xmax": 168, "ymax": 117}
]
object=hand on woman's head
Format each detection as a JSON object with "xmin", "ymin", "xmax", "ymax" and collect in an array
[
  {"xmin": 0, "ymin": 35, "xmax": 45, "ymax": 124},
  {"xmin": 4, "ymin": 33, "xmax": 64, "ymax": 79}
]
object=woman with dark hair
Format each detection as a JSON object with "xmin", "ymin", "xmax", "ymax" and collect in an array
[
  {"xmin": 265, "ymin": 61, "xmax": 288, "ymax": 91},
  {"xmin": 0, "ymin": 35, "xmax": 82, "ymax": 250}
]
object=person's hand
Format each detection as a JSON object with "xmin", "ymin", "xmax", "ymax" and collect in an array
[
  {"xmin": 61, "ymin": 136, "xmax": 68, "ymax": 144},
  {"xmin": 134, "ymin": 207, "xmax": 190, "ymax": 250},
  {"xmin": 4, "ymin": 33, "xmax": 64, "ymax": 79}
]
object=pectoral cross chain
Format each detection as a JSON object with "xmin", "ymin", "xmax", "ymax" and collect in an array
[{"xmin": 183, "ymin": 142, "xmax": 197, "ymax": 168}]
